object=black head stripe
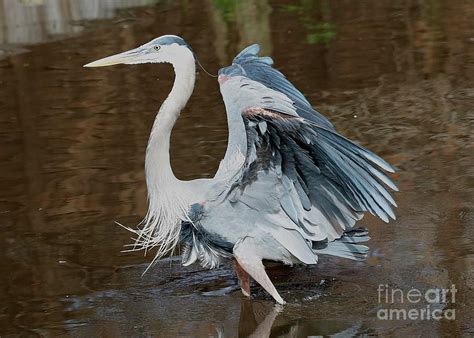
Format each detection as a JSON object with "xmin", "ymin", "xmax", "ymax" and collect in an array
[{"xmin": 154, "ymin": 35, "xmax": 190, "ymax": 49}]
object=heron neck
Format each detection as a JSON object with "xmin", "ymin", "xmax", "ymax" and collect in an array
[{"xmin": 146, "ymin": 52, "xmax": 196, "ymax": 189}]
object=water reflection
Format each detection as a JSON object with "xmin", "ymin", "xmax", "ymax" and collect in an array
[
  {"xmin": 0, "ymin": 0, "xmax": 473, "ymax": 336},
  {"xmin": 238, "ymin": 300, "xmax": 364, "ymax": 337},
  {"xmin": 208, "ymin": 0, "xmax": 272, "ymax": 66},
  {"xmin": 1, "ymin": 256, "xmax": 368, "ymax": 336},
  {"xmin": 283, "ymin": 1, "xmax": 336, "ymax": 44},
  {"xmin": 0, "ymin": 0, "xmax": 159, "ymax": 46}
]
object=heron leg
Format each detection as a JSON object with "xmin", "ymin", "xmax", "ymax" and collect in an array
[
  {"xmin": 233, "ymin": 239, "xmax": 286, "ymax": 305},
  {"xmin": 233, "ymin": 259, "xmax": 251, "ymax": 297}
]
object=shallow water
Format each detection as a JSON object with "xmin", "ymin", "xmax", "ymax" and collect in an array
[{"xmin": 0, "ymin": 0, "xmax": 473, "ymax": 336}]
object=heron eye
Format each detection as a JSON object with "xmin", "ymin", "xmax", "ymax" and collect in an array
[{"xmin": 154, "ymin": 45, "xmax": 161, "ymax": 51}]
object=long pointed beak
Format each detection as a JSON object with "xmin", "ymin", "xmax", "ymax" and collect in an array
[{"xmin": 83, "ymin": 48, "xmax": 141, "ymax": 68}]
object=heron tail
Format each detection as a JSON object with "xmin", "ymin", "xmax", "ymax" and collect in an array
[{"xmin": 312, "ymin": 227, "xmax": 370, "ymax": 261}]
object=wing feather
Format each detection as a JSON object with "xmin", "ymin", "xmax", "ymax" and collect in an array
[
  {"xmin": 213, "ymin": 44, "xmax": 397, "ymax": 260},
  {"xmin": 230, "ymin": 44, "xmax": 334, "ymax": 129}
]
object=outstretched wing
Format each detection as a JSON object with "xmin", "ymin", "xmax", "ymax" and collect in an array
[
  {"xmin": 215, "ymin": 45, "xmax": 397, "ymax": 249},
  {"xmin": 231, "ymin": 44, "xmax": 334, "ymax": 130}
]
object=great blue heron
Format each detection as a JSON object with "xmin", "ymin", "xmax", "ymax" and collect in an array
[{"xmin": 84, "ymin": 35, "xmax": 397, "ymax": 304}]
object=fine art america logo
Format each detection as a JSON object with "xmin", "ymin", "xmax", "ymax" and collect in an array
[{"xmin": 377, "ymin": 284, "xmax": 457, "ymax": 321}]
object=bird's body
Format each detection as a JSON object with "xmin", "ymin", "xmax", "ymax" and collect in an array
[{"xmin": 85, "ymin": 35, "xmax": 397, "ymax": 304}]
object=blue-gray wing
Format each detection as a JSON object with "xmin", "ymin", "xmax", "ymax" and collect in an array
[
  {"xmin": 238, "ymin": 105, "xmax": 398, "ymax": 227},
  {"xmin": 215, "ymin": 63, "xmax": 397, "ymax": 248},
  {"xmin": 226, "ymin": 44, "xmax": 334, "ymax": 129}
]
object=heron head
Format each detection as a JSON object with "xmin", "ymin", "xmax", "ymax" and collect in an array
[{"xmin": 84, "ymin": 35, "xmax": 192, "ymax": 68}]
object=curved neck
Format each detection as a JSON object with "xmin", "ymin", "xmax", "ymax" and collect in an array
[{"xmin": 146, "ymin": 50, "xmax": 196, "ymax": 190}]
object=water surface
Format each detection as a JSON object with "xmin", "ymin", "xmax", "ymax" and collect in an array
[{"xmin": 0, "ymin": 0, "xmax": 473, "ymax": 336}]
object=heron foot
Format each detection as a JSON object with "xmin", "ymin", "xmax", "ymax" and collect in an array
[
  {"xmin": 233, "ymin": 239, "xmax": 286, "ymax": 305},
  {"xmin": 233, "ymin": 259, "xmax": 251, "ymax": 297}
]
